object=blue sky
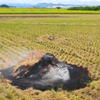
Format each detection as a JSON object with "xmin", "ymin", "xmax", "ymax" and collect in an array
[{"xmin": 0, "ymin": 0, "xmax": 100, "ymax": 5}]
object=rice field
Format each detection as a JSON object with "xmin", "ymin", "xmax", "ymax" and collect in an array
[
  {"xmin": 0, "ymin": 14, "xmax": 100, "ymax": 100},
  {"xmin": 0, "ymin": 8, "xmax": 100, "ymax": 14}
]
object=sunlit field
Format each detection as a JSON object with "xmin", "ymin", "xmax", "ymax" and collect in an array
[
  {"xmin": 0, "ymin": 14, "xmax": 100, "ymax": 100},
  {"xmin": 0, "ymin": 8, "xmax": 100, "ymax": 14}
]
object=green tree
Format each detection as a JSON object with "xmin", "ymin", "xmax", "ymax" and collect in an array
[
  {"xmin": 56, "ymin": 7, "xmax": 61, "ymax": 9},
  {"xmin": 91, "ymin": 6, "xmax": 100, "ymax": 11},
  {"xmin": 68, "ymin": 6, "xmax": 100, "ymax": 11},
  {"xmin": 0, "ymin": 4, "xmax": 9, "ymax": 8}
]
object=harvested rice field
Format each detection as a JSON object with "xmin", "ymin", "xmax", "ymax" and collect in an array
[{"xmin": 0, "ymin": 14, "xmax": 100, "ymax": 100}]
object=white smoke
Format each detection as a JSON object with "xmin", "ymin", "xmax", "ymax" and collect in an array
[{"xmin": 0, "ymin": 48, "xmax": 31, "ymax": 78}]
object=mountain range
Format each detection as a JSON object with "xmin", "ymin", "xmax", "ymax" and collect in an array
[{"xmin": 0, "ymin": 3, "xmax": 88, "ymax": 8}]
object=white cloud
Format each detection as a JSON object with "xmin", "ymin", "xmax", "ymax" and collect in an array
[
  {"xmin": 80, "ymin": 0, "xmax": 91, "ymax": 1},
  {"xmin": 96, "ymin": 0, "xmax": 100, "ymax": 1}
]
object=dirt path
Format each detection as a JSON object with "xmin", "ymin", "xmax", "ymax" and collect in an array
[
  {"xmin": 0, "ymin": 16, "xmax": 66, "ymax": 18},
  {"xmin": 0, "ymin": 14, "xmax": 80, "ymax": 18}
]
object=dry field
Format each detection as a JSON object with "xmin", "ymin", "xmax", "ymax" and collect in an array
[{"xmin": 0, "ymin": 14, "xmax": 100, "ymax": 100}]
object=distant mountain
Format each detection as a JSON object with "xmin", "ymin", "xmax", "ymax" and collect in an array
[
  {"xmin": 0, "ymin": 3, "xmax": 54, "ymax": 8},
  {"xmin": 34, "ymin": 3, "xmax": 53, "ymax": 8},
  {"xmin": 0, "ymin": 3, "xmax": 95, "ymax": 8},
  {"xmin": 33, "ymin": 3, "xmax": 82, "ymax": 8}
]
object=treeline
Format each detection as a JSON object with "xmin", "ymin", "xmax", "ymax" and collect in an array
[{"xmin": 68, "ymin": 6, "xmax": 100, "ymax": 11}]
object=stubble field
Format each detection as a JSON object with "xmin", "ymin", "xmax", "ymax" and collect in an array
[{"xmin": 0, "ymin": 14, "xmax": 100, "ymax": 100}]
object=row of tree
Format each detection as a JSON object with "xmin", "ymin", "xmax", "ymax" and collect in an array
[{"xmin": 68, "ymin": 6, "xmax": 100, "ymax": 11}]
